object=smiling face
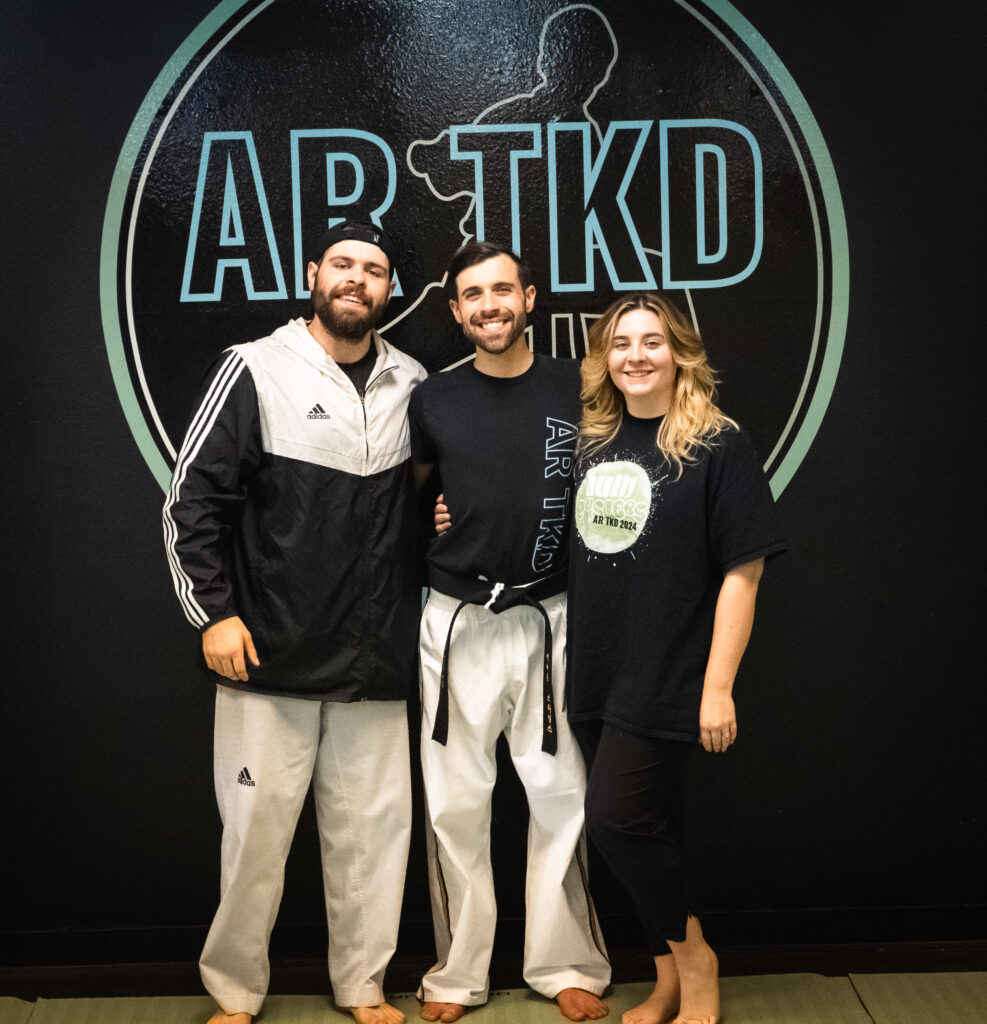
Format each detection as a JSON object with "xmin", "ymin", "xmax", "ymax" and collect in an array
[
  {"xmin": 307, "ymin": 238, "xmax": 394, "ymax": 344},
  {"xmin": 449, "ymin": 253, "xmax": 536, "ymax": 357},
  {"xmin": 607, "ymin": 307, "xmax": 677, "ymax": 417}
]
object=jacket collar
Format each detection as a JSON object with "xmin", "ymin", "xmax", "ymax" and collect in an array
[{"xmin": 278, "ymin": 318, "xmax": 396, "ymax": 381}]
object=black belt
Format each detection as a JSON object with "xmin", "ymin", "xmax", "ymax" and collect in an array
[{"xmin": 428, "ymin": 567, "xmax": 565, "ymax": 756}]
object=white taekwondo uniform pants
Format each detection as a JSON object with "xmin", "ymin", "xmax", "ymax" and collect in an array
[
  {"xmin": 418, "ymin": 590, "xmax": 610, "ymax": 1006},
  {"xmin": 200, "ymin": 687, "xmax": 411, "ymax": 1015}
]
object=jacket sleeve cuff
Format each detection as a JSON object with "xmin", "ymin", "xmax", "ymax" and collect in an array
[{"xmin": 198, "ymin": 612, "xmax": 239, "ymax": 634}]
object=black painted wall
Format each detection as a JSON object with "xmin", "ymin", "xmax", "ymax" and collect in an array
[{"xmin": 2, "ymin": 0, "xmax": 984, "ymax": 976}]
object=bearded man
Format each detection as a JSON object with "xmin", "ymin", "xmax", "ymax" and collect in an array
[
  {"xmin": 409, "ymin": 242, "xmax": 611, "ymax": 1023},
  {"xmin": 163, "ymin": 215, "xmax": 425, "ymax": 1024}
]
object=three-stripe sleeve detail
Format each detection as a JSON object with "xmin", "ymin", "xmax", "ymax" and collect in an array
[{"xmin": 162, "ymin": 351, "xmax": 247, "ymax": 627}]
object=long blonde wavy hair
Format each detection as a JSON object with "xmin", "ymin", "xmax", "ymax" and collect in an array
[{"xmin": 579, "ymin": 292, "xmax": 737, "ymax": 474}]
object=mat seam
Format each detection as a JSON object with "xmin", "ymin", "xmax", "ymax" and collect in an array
[{"xmin": 847, "ymin": 974, "xmax": 878, "ymax": 1024}]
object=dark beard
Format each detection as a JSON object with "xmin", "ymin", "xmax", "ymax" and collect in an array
[
  {"xmin": 463, "ymin": 308, "xmax": 527, "ymax": 355},
  {"xmin": 311, "ymin": 286, "xmax": 383, "ymax": 341}
]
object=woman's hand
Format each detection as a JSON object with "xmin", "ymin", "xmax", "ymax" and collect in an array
[
  {"xmin": 699, "ymin": 690, "xmax": 737, "ymax": 753},
  {"xmin": 698, "ymin": 559, "xmax": 764, "ymax": 752}
]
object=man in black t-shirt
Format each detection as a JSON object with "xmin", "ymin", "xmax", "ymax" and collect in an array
[{"xmin": 409, "ymin": 243, "xmax": 610, "ymax": 1024}]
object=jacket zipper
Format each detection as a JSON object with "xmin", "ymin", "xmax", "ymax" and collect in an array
[
  {"xmin": 355, "ymin": 364, "xmax": 395, "ymax": 683},
  {"xmin": 361, "ymin": 364, "xmax": 396, "ymax": 462},
  {"xmin": 358, "ymin": 389, "xmax": 368, "ymax": 460}
]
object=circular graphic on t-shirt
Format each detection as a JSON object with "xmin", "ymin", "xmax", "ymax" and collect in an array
[{"xmin": 574, "ymin": 461, "xmax": 651, "ymax": 553}]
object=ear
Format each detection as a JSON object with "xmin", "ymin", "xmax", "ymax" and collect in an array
[
  {"xmin": 387, "ymin": 277, "xmax": 396, "ymax": 302},
  {"xmin": 523, "ymin": 284, "xmax": 536, "ymax": 313},
  {"xmin": 449, "ymin": 297, "xmax": 463, "ymax": 325},
  {"xmin": 306, "ymin": 260, "xmax": 319, "ymax": 292}
]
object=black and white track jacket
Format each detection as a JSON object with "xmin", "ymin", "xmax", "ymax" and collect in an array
[{"xmin": 163, "ymin": 318, "xmax": 427, "ymax": 701}]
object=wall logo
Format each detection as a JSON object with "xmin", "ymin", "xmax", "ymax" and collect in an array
[{"xmin": 101, "ymin": 0, "xmax": 848, "ymax": 497}]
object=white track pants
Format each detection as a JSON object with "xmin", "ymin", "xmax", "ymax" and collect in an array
[
  {"xmin": 200, "ymin": 688, "xmax": 411, "ymax": 1015},
  {"xmin": 418, "ymin": 590, "xmax": 610, "ymax": 1005}
]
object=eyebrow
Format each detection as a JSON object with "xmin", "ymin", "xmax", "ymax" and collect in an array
[
  {"xmin": 331, "ymin": 256, "xmax": 389, "ymax": 274},
  {"xmin": 461, "ymin": 280, "xmax": 516, "ymax": 295}
]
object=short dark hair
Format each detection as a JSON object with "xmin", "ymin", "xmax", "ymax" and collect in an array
[{"xmin": 446, "ymin": 241, "xmax": 532, "ymax": 299}]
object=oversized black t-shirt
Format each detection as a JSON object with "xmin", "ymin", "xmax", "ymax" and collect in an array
[
  {"xmin": 409, "ymin": 355, "xmax": 581, "ymax": 586},
  {"xmin": 566, "ymin": 413, "xmax": 787, "ymax": 741}
]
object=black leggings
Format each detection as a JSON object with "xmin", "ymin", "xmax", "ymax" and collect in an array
[{"xmin": 573, "ymin": 720, "xmax": 695, "ymax": 955}]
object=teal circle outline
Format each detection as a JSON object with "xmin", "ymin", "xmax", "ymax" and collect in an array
[
  {"xmin": 100, "ymin": 0, "xmax": 848, "ymax": 497},
  {"xmin": 100, "ymin": 0, "xmax": 259, "ymax": 492},
  {"xmin": 697, "ymin": 1, "xmax": 849, "ymax": 498}
]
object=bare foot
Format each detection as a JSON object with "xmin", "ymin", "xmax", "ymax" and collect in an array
[
  {"xmin": 206, "ymin": 1011, "xmax": 250, "ymax": 1024},
  {"xmin": 623, "ymin": 953, "xmax": 680, "ymax": 1024},
  {"xmin": 350, "ymin": 1003, "xmax": 405, "ymax": 1024},
  {"xmin": 667, "ymin": 917, "xmax": 719, "ymax": 1024},
  {"xmin": 419, "ymin": 1002, "xmax": 464, "ymax": 1022},
  {"xmin": 557, "ymin": 987, "xmax": 609, "ymax": 1021}
]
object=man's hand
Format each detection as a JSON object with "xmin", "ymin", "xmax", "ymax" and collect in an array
[
  {"xmin": 202, "ymin": 616, "xmax": 260, "ymax": 682},
  {"xmin": 699, "ymin": 690, "xmax": 737, "ymax": 753},
  {"xmin": 435, "ymin": 493, "xmax": 451, "ymax": 535}
]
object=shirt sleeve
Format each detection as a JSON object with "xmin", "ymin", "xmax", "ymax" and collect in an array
[
  {"xmin": 161, "ymin": 349, "xmax": 264, "ymax": 630},
  {"xmin": 707, "ymin": 428, "xmax": 788, "ymax": 573},
  {"xmin": 408, "ymin": 378, "xmax": 437, "ymax": 464}
]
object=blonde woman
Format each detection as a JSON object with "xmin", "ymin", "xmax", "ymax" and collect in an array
[{"xmin": 566, "ymin": 293, "xmax": 786, "ymax": 1024}]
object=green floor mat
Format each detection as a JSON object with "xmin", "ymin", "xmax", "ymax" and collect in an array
[
  {"xmin": 850, "ymin": 972, "xmax": 987, "ymax": 1023},
  {"xmin": 14, "ymin": 992, "xmax": 553, "ymax": 1024},
  {"xmin": 0, "ymin": 997, "xmax": 36, "ymax": 1024},
  {"xmin": 16, "ymin": 975, "xmax": 987, "ymax": 1024},
  {"xmin": 25, "ymin": 995, "xmax": 425, "ymax": 1023},
  {"xmin": 27, "ymin": 995, "xmax": 216, "ymax": 1024},
  {"xmin": 716, "ymin": 974, "xmax": 873, "ymax": 1024}
]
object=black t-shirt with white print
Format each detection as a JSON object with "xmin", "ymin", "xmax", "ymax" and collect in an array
[
  {"xmin": 565, "ymin": 412, "xmax": 787, "ymax": 741},
  {"xmin": 409, "ymin": 355, "xmax": 581, "ymax": 587}
]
